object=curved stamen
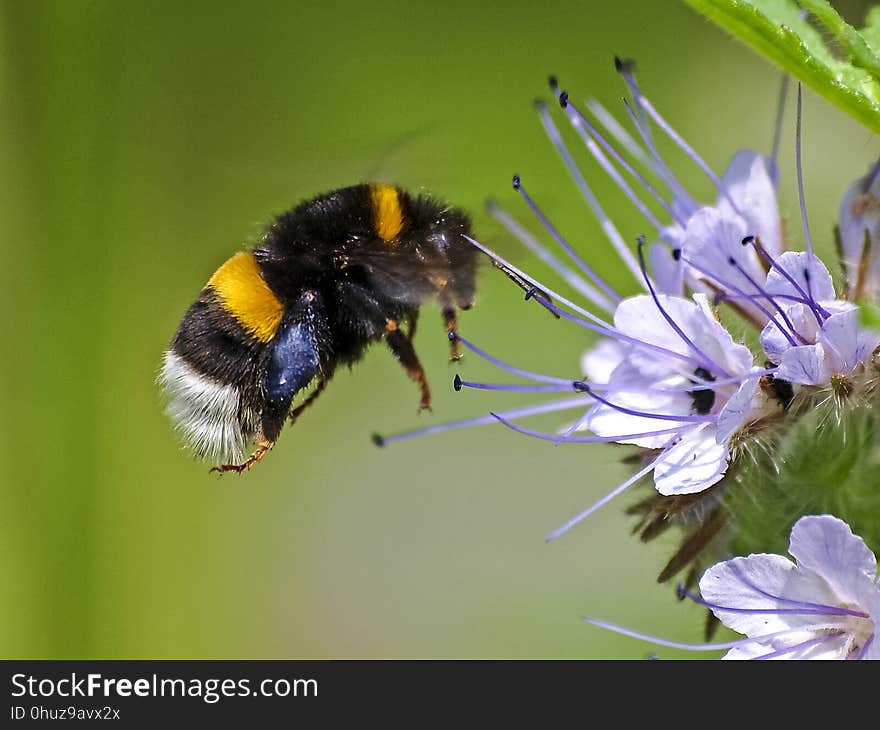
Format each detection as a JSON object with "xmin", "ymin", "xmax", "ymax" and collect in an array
[
  {"xmin": 466, "ymin": 235, "xmax": 721, "ymax": 375},
  {"xmin": 729, "ymin": 562, "xmax": 869, "ymax": 618},
  {"xmin": 455, "ymin": 378, "xmax": 579, "ymax": 394},
  {"xmin": 677, "ymin": 585, "xmax": 866, "ymax": 619},
  {"xmin": 581, "ymin": 617, "xmax": 817, "ymax": 653},
  {"xmin": 514, "ymin": 176, "xmax": 620, "ymax": 307},
  {"xmin": 464, "ymin": 234, "xmax": 612, "ymax": 325},
  {"xmin": 679, "ymin": 251, "xmax": 803, "ymax": 346},
  {"xmin": 753, "ymin": 632, "xmax": 845, "ymax": 660},
  {"xmin": 534, "ymin": 102, "xmax": 643, "ymax": 281},
  {"xmin": 586, "ymin": 97, "xmax": 655, "ymax": 171},
  {"xmin": 490, "ymin": 412, "xmax": 684, "ymax": 446},
  {"xmin": 373, "ymin": 397, "xmax": 590, "ymax": 446},
  {"xmin": 545, "ymin": 454, "xmax": 662, "ymax": 542},
  {"xmin": 487, "ymin": 198, "xmax": 616, "ymax": 307},
  {"xmin": 638, "ymin": 239, "xmax": 733, "ymax": 378},
  {"xmin": 727, "ymin": 257, "xmax": 809, "ymax": 344},
  {"xmin": 633, "ymin": 89, "xmax": 741, "ymax": 215},
  {"xmin": 613, "ymin": 59, "xmax": 695, "ymax": 212},
  {"xmin": 579, "ymin": 383, "xmax": 714, "ymax": 423},
  {"xmin": 563, "ymin": 102, "xmax": 671, "ymax": 236},
  {"xmin": 795, "ymin": 84, "xmax": 815, "ymax": 262},
  {"xmin": 744, "ymin": 235, "xmax": 830, "ymax": 320},
  {"xmin": 769, "ymin": 74, "xmax": 789, "ymax": 186},
  {"xmin": 451, "ymin": 332, "xmax": 573, "ymax": 385},
  {"xmin": 715, "ymin": 290, "xmax": 821, "ymax": 309},
  {"xmin": 558, "ymin": 91, "xmax": 684, "ymax": 227}
]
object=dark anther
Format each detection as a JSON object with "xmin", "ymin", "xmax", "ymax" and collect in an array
[
  {"xmin": 453, "ymin": 374, "xmax": 463, "ymax": 392},
  {"xmin": 533, "ymin": 98, "xmax": 547, "ymax": 111},
  {"xmin": 448, "ymin": 330, "xmax": 458, "ymax": 342},
  {"xmin": 712, "ymin": 293, "xmax": 725, "ymax": 306},
  {"xmin": 675, "ymin": 583, "xmax": 687, "ymax": 601},
  {"xmin": 572, "ymin": 380, "xmax": 591, "ymax": 393},
  {"xmin": 548, "ymin": 75, "xmax": 558, "ymax": 91},
  {"xmin": 741, "ymin": 235, "xmax": 755, "ymax": 246},
  {"xmin": 614, "ymin": 56, "xmax": 636, "ymax": 74},
  {"xmin": 371, "ymin": 433, "xmax": 385, "ymax": 448},
  {"xmin": 672, "ymin": 248, "xmax": 682, "ymax": 261},
  {"xmin": 512, "ymin": 174, "xmax": 521, "ymax": 190},
  {"xmin": 690, "ymin": 367, "xmax": 717, "ymax": 415},
  {"xmin": 727, "ymin": 256, "xmax": 737, "ymax": 266},
  {"xmin": 558, "ymin": 91, "xmax": 569, "ymax": 109},
  {"xmin": 803, "ymin": 268, "xmax": 811, "ymax": 281},
  {"xmin": 524, "ymin": 285, "xmax": 538, "ymax": 301}
]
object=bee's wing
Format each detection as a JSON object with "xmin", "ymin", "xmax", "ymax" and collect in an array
[{"xmin": 338, "ymin": 245, "xmax": 459, "ymax": 307}]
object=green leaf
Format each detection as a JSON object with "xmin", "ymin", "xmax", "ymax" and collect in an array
[
  {"xmin": 859, "ymin": 300, "xmax": 880, "ymax": 329},
  {"xmin": 683, "ymin": 0, "xmax": 880, "ymax": 135}
]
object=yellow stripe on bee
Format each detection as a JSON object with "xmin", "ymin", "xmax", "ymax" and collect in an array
[
  {"xmin": 371, "ymin": 184, "xmax": 405, "ymax": 243},
  {"xmin": 207, "ymin": 252, "xmax": 283, "ymax": 343}
]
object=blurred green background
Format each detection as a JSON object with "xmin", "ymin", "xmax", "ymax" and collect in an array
[{"xmin": 2, "ymin": 0, "xmax": 877, "ymax": 659}]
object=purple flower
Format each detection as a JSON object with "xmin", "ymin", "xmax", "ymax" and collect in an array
[
  {"xmin": 839, "ymin": 160, "xmax": 880, "ymax": 300},
  {"xmin": 758, "ymin": 252, "xmax": 880, "ymax": 385},
  {"xmin": 578, "ymin": 292, "xmax": 760, "ymax": 497},
  {"xmin": 584, "ymin": 515, "xmax": 880, "ymax": 660}
]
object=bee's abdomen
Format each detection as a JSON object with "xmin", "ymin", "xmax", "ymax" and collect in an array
[{"xmin": 160, "ymin": 251, "xmax": 283, "ymax": 463}]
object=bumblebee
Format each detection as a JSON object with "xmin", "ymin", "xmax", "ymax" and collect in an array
[{"xmin": 160, "ymin": 183, "xmax": 477, "ymax": 472}]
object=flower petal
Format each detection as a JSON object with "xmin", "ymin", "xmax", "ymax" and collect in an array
[
  {"xmin": 715, "ymin": 376, "xmax": 759, "ymax": 444},
  {"xmin": 776, "ymin": 343, "xmax": 828, "ymax": 386},
  {"xmin": 817, "ymin": 307, "xmax": 878, "ymax": 376},
  {"xmin": 649, "ymin": 240, "xmax": 684, "ymax": 296},
  {"xmin": 700, "ymin": 553, "xmax": 806, "ymax": 636},
  {"xmin": 764, "ymin": 251, "xmax": 836, "ymax": 303},
  {"xmin": 838, "ymin": 163, "xmax": 880, "ymax": 298},
  {"xmin": 717, "ymin": 150, "xmax": 782, "ymax": 256},
  {"xmin": 759, "ymin": 303, "xmax": 818, "ymax": 364},
  {"xmin": 653, "ymin": 424, "xmax": 728, "ymax": 495},
  {"xmin": 682, "ymin": 207, "xmax": 768, "ymax": 324},
  {"xmin": 581, "ymin": 339, "xmax": 626, "ymax": 383},
  {"xmin": 788, "ymin": 515, "xmax": 879, "ymax": 606}
]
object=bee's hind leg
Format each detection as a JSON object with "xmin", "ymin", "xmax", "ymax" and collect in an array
[
  {"xmin": 211, "ymin": 432, "xmax": 275, "ymax": 475},
  {"xmin": 385, "ymin": 319, "xmax": 431, "ymax": 411},
  {"xmin": 288, "ymin": 378, "xmax": 328, "ymax": 425}
]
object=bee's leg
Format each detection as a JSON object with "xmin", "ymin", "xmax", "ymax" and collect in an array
[
  {"xmin": 213, "ymin": 290, "xmax": 324, "ymax": 475},
  {"xmin": 288, "ymin": 378, "xmax": 327, "ymax": 424},
  {"xmin": 385, "ymin": 319, "xmax": 431, "ymax": 411},
  {"xmin": 211, "ymin": 431, "xmax": 275, "ymax": 474},
  {"xmin": 404, "ymin": 309, "xmax": 419, "ymax": 342},
  {"xmin": 441, "ymin": 306, "xmax": 461, "ymax": 361}
]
